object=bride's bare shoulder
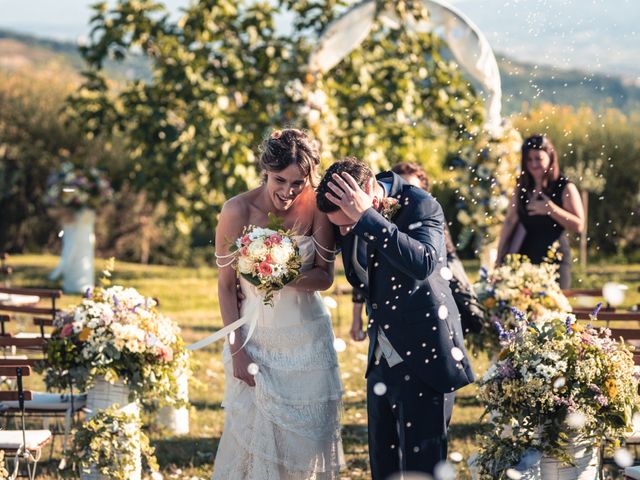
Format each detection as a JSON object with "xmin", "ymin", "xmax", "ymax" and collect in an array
[{"xmin": 221, "ymin": 189, "xmax": 259, "ymax": 219}]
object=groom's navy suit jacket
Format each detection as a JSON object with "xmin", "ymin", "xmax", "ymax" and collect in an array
[{"xmin": 338, "ymin": 172, "xmax": 475, "ymax": 393}]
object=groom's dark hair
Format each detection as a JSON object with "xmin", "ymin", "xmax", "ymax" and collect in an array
[{"xmin": 316, "ymin": 157, "xmax": 374, "ymax": 213}]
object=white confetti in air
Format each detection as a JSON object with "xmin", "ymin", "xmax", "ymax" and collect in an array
[
  {"xmin": 439, "ymin": 267, "xmax": 453, "ymax": 281},
  {"xmin": 505, "ymin": 469, "xmax": 523, "ymax": 479},
  {"xmin": 451, "ymin": 347, "xmax": 464, "ymax": 361},
  {"xmin": 58, "ymin": 230, "xmax": 64, "ymax": 238},
  {"xmin": 449, "ymin": 451, "xmax": 463, "ymax": 463},
  {"xmin": 62, "ymin": 187, "xmax": 76, "ymax": 193},
  {"xmin": 247, "ymin": 363, "xmax": 259, "ymax": 375},
  {"xmin": 229, "ymin": 331, "xmax": 236, "ymax": 345},
  {"xmin": 613, "ymin": 448, "xmax": 634, "ymax": 467},
  {"xmin": 408, "ymin": 221, "xmax": 423, "ymax": 230},
  {"xmin": 434, "ymin": 460, "xmax": 456, "ymax": 480},
  {"xmin": 566, "ymin": 412, "xmax": 587, "ymax": 429},
  {"xmin": 373, "ymin": 382, "xmax": 387, "ymax": 396},
  {"xmin": 333, "ymin": 338, "xmax": 347, "ymax": 352},
  {"xmin": 438, "ymin": 305, "xmax": 448, "ymax": 319},
  {"xmin": 323, "ymin": 296, "xmax": 338, "ymax": 309},
  {"xmin": 553, "ymin": 377, "xmax": 566, "ymax": 389}
]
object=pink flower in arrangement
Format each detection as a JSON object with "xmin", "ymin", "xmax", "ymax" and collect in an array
[
  {"xmin": 270, "ymin": 234, "xmax": 282, "ymax": 245},
  {"xmin": 60, "ymin": 323, "xmax": 74, "ymax": 337},
  {"xmin": 264, "ymin": 239, "xmax": 272, "ymax": 248},
  {"xmin": 157, "ymin": 345, "xmax": 173, "ymax": 362},
  {"xmin": 258, "ymin": 261, "xmax": 273, "ymax": 276},
  {"xmin": 241, "ymin": 246, "xmax": 249, "ymax": 256},
  {"xmin": 265, "ymin": 254, "xmax": 273, "ymax": 263},
  {"xmin": 241, "ymin": 235, "xmax": 251, "ymax": 246},
  {"xmin": 522, "ymin": 288, "xmax": 532, "ymax": 297}
]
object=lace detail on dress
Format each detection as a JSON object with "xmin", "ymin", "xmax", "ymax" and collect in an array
[{"xmin": 212, "ymin": 236, "xmax": 344, "ymax": 480}]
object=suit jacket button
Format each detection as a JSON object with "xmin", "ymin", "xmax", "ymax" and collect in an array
[{"xmin": 372, "ymin": 303, "xmax": 378, "ymax": 310}]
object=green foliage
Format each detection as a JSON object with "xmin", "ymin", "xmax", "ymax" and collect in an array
[
  {"xmin": 317, "ymin": 6, "xmax": 483, "ymax": 172},
  {"xmin": 65, "ymin": 0, "xmax": 484, "ymax": 252},
  {"xmin": 68, "ymin": 405, "xmax": 158, "ymax": 479}
]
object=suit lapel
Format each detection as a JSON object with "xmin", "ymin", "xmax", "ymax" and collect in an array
[
  {"xmin": 340, "ymin": 232, "xmax": 361, "ymax": 289},
  {"xmin": 367, "ymin": 172, "xmax": 406, "ymax": 293}
]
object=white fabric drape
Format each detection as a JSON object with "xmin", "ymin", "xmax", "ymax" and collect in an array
[{"xmin": 308, "ymin": 0, "xmax": 502, "ymax": 131}]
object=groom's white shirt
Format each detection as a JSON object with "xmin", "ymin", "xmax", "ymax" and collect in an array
[{"xmin": 352, "ymin": 180, "xmax": 403, "ymax": 368}]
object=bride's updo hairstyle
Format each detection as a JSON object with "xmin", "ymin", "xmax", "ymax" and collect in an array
[{"xmin": 259, "ymin": 128, "xmax": 321, "ymax": 186}]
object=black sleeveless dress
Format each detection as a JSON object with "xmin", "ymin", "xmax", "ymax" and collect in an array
[{"xmin": 517, "ymin": 175, "xmax": 572, "ymax": 289}]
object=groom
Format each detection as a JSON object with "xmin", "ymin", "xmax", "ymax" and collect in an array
[{"xmin": 316, "ymin": 158, "xmax": 475, "ymax": 479}]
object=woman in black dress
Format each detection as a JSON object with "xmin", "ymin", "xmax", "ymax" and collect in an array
[{"xmin": 497, "ymin": 134, "xmax": 585, "ymax": 288}]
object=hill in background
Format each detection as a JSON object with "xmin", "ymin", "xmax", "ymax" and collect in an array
[{"xmin": 1, "ymin": 28, "xmax": 639, "ymax": 115}]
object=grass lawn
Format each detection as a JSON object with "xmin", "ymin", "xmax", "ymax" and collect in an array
[{"xmin": 3, "ymin": 254, "xmax": 640, "ymax": 479}]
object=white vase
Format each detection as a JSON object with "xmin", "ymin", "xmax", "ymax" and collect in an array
[
  {"xmin": 81, "ymin": 377, "xmax": 142, "ymax": 480},
  {"xmin": 539, "ymin": 439, "xmax": 599, "ymax": 480},
  {"xmin": 157, "ymin": 363, "xmax": 190, "ymax": 435},
  {"xmin": 50, "ymin": 208, "xmax": 95, "ymax": 294}
]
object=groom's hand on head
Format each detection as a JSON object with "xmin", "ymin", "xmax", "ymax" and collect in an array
[{"xmin": 325, "ymin": 172, "xmax": 373, "ymax": 223}]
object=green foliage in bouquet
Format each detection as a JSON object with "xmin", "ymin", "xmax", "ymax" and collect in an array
[
  {"xmin": 475, "ymin": 309, "xmax": 639, "ymax": 478},
  {"xmin": 41, "ymin": 284, "xmax": 188, "ymax": 407},
  {"xmin": 67, "ymin": 405, "xmax": 157, "ymax": 480}
]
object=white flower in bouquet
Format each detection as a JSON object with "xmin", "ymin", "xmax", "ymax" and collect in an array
[
  {"xmin": 237, "ymin": 256, "xmax": 255, "ymax": 274},
  {"xmin": 247, "ymin": 238, "xmax": 269, "ymax": 259},
  {"xmin": 270, "ymin": 243, "xmax": 294, "ymax": 264}
]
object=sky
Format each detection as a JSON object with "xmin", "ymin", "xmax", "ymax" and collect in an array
[{"xmin": 0, "ymin": 0, "xmax": 638, "ymax": 78}]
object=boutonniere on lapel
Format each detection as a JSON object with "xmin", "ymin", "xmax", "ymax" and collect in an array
[{"xmin": 380, "ymin": 197, "xmax": 400, "ymax": 220}]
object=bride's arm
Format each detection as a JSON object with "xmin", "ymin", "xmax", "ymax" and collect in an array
[
  {"xmin": 215, "ymin": 199, "xmax": 255, "ymax": 386},
  {"xmin": 288, "ymin": 209, "xmax": 335, "ymax": 292}
]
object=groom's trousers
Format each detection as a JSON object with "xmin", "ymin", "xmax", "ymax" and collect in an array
[{"xmin": 367, "ymin": 359, "xmax": 452, "ymax": 479}]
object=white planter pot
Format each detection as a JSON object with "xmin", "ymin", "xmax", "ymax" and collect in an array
[
  {"xmin": 157, "ymin": 361, "xmax": 190, "ymax": 435},
  {"xmin": 81, "ymin": 377, "xmax": 142, "ymax": 480},
  {"xmin": 540, "ymin": 439, "xmax": 599, "ymax": 480},
  {"xmin": 50, "ymin": 208, "xmax": 95, "ymax": 294}
]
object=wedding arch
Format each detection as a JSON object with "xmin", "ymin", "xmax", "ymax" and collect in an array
[
  {"xmin": 307, "ymin": 0, "xmax": 503, "ymax": 132},
  {"xmin": 301, "ymin": 0, "xmax": 517, "ymax": 265}
]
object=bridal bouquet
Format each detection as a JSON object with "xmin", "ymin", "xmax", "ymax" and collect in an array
[
  {"xmin": 44, "ymin": 161, "xmax": 113, "ymax": 211},
  {"xmin": 475, "ymin": 308, "xmax": 639, "ymax": 477},
  {"xmin": 42, "ymin": 284, "xmax": 186, "ymax": 405},
  {"xmin": 472, "ymin": 252, "xmax": 572, "ymax": 353},
  {"xmin": 232, "ymin": 218, "xmax": 302, "ymax": 305}
]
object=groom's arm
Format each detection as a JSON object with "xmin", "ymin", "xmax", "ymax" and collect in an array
[{"xmin": 352, "ymin": 195, "xmax": 445, "ymax": 280}]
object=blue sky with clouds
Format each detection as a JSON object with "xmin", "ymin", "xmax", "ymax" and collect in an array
[{"xmin": 0, "ymin": 0, "xmax": 637, "ymax": 77}]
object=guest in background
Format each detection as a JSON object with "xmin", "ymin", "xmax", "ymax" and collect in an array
[
  {"xmin": 349, "ymin": 162, "xmax": 483, "ymax": 342},
  {"xmin": 497, "ymin": 134, "xmax": 584, "ymax": 289}
]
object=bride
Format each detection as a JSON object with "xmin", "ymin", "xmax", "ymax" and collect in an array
[{"xmin": 212, "ymin": 129, "xmax": 345, "ymax": 479}]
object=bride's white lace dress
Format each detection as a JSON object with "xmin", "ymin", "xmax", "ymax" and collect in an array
[{"xmin": 212, "ymin": 235, "xmax": 345, "ymax": 479}]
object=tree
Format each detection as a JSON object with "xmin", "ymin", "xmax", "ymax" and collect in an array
[{"xmin": 66, "ymin": 0, "xmax": 484, "ymax": 253}]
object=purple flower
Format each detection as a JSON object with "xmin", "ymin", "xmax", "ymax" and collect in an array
[
  {"xmin": 83, "ymin": 287, "xmax": 93, "ymax": 299},
  {"xmin": 565, "ymin": 316, "xmax": 573, "ymax": 333},
  {"xmin": 591, "ymin": 302, "xmax": 603, "ymax": 319},
  {"xmin": 479, "ymin": 267, "xmax": 488, "ymax": 281},
  {"xmin": 595, "ymin": 394, "xmax": 609, "ymax": 407},
  {"xmin": 112, "ymin": 295, "xmax": 119, "ymax": 307},
  {"xmin": 493, "ymin": 320, "xmax": 507, "ymax": 339},
  {"xmin": 510, "ymin": 307, "xmax": 526, "ymax": 322}
]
